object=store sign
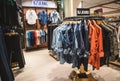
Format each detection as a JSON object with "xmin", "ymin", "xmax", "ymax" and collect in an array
[
  {"xmin": 76, "ymin": 8, "xmax": 90, "ymax": 16},
  {"xmin": 22, "ymin": 0, "xmax": 57, "ymax": 8},
  {"xmin": 32, "ymin": 0, "xmax": 48, "ymax": 6}
]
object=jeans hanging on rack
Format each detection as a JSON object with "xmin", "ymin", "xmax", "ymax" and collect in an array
[
  {"xmin": 48, "ymin": 24, "xmax": 58, "ymax": 50},
  {"xmin": 0, "ymin": 26, "xmax": 14, "ymax": 81}
]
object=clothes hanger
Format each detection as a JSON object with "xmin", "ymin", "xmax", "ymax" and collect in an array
[
  {"xmin": 96, "ymin": 20, "xmax": 102, "ymax": 25},
  {"xmin": 102, "ymin": 20, "xmax": 107, "ymax": 25}
]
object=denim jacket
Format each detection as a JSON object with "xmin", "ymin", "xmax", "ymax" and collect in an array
[{"xmin": 38, "ymin": 11, "xmax": 48, "ymax": 26}]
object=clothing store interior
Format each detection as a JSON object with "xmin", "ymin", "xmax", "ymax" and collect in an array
[{"xmin": 0, "ymin": 0, "xmax": 120, "ymax": 81}]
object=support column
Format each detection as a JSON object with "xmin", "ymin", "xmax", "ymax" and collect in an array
[
  {"xmin": 73, "ymin": 0, "xmax": 84, "ymax": 16},
  {"xmin": 64, "ymin": 0, "xmax": 73, "ymax": 17}
]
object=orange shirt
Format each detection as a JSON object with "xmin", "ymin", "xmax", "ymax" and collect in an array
[{"xmin": 88, "ymin": 20, "xmax": 104, "ymax": 70}]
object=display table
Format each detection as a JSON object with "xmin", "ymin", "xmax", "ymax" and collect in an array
[
  {"xmin": 73, "ymin": 72, "xmax": 96, "ymax": 81},
  {"xmin": 70, "ymin": 64, "xmax": 96, "ymax": 81}
]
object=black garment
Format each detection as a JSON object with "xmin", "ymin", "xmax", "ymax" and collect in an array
[
  {"xmin": 81, "ymin": 21, "xmax": 90, "ymax": 52},
  {"xmin": 77, "ymin": 57, "xmax": 88, "ymax": 71},
  {"xmin": 0, "ymin": 26, "xmax": 14, "ymax": 81},
  {"xmin": 0, "ymin": 0, "xmax": 6, "ymax": 25},
  {"xmin": 0, "ymin": 0, "xmax": 18, "ymax": 26},
  {"xmin": 100, "ymin": 24, "xmax": 111, "ymax": 57},
  {"xmin": 100, "ymin": 24, "xmax": 112, "ymax": 66},
  {"xmin": 48, "ymin": 24, "xmax": 58, "ymax": 50},
  {"xmin": 5, "ymin": 33, "xmax": 25, "ymax": 68}
]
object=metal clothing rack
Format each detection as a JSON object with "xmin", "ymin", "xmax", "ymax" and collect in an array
[
  {"xmin": 48, "ymin": 23, "xmax": 59, "ymax": 61},
  {"xmin": 63, "ymin": 16, "xmax": 107, "ymax": 81},
  {"xmin": 63, "ymin": 16, "xmax": 105, "ymax": 21},
  {"xmin": 50, "ymin": 16, "xmax": 107, "ymax": 81},
  {"xmin": 108, "ymin": 19, "xmax": 120, "ymax": 22}
]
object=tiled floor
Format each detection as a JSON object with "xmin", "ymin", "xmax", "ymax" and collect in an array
[{"xmin": 14, "ymin": 48, "xmax": 120, "ymax": 81}]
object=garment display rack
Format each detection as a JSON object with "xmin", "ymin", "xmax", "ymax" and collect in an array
[
  {"xmin": 108, "ymin": 19, "xmax": 120, "ymax": 22},
  {"xmin": 48, "ymin": 23, "xmax": 60, "ymax": 61},
  {"xmin": 63, "ymin": 16, "xmax": 105, "ymax": 21},
  {"xmin": 50, "ymin": 16, "xmax": 107, "ymax": 81},
  {"xmin": 50, "ymin": 16, "xmax": 105, "ymax": 61}
]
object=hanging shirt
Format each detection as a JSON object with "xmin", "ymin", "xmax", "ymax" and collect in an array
[
  {"xmin": 106, "ymin": 24, "xmax": 119, "ymax": 56},
  {"xmin": 50, "ymin": 11, "xmax": 61, "ymax": 23},
  {"xmin": 26, "ymin": 9, "xmax": 38, "ymax": 25},
  {"xmin": 88, "ymin": 20, "xmax": 104, "ymax": 70},
  {"xmin": 38, "ymin": 11, "xmax": 48, "ymax": 26},
  {"xmin": 117, "ymin": 26, "xmax": 120, "ymax": 58}
]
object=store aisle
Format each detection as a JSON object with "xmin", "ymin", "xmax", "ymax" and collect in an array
[
  {"xmin": 14, "ymin": 48, "xmax": 73, "ymax": 81},
  {"xmin": 14, "ymin": 48, "xmax": 120, "ymax": 81}
]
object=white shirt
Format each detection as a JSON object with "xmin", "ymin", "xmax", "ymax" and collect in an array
[{"xmin": 26, "ymin": 9, "xmax": 38, "ymax": 25}]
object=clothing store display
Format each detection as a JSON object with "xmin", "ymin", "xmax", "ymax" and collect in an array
[
  {"xmin": 26, "ymin": 9, "xmax": 38, "ymax": 25},
  {"xmin": 0, "ymin": 26, "xmax": 14, "ymax": 81},
  {"xmin": 26, "ymin": 29, "xmax": 47, "ymax": 47},
  {"xmin": 50, "ymin": 10, "xmax": 61, "ymax": 23},
  {"xmin": 51, "ymin": 16, "xmax": 120, "ymax": 70},
  {"xmin": 38, "ymin": 11, "xmax": 48, "ymax": 26}
]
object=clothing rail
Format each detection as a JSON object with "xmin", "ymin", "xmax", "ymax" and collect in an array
[
  {"xmin": 108, "ymin": 19, "xmax": 120, "ymax": 22},
  {"xmin": 63, "ymin": 16, "xmax": 105, "ymax": 21}
]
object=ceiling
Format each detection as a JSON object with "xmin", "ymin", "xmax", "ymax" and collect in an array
[
  {"xmin": 80, "ymin": 0, "xmax": 120, "ymax": 8},
  {"xmin": 78, "ymin": 0, "xmax": 120, "ymax": 16}
]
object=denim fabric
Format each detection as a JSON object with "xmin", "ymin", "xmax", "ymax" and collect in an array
[
  {"xmin": 51, "ymin": 22, "xmax": 89, "ymax": 70},
  {"xmin": 48, "ymin": 24, "xmax": 57, "ymax": 50},
  {"xmin": 45, "ymin": 29, "xmax": 48, "ymax": 42},
  {"xmin": 52, "ymin": 24, "xmax": 65, "ymax": 52},
  {"xmin": 50, "ymin": 11, "xmax": 60, "ymax": 23},
  {"xmin": 41, "ymin": 30, "xmax": 46, "ymax": 44},
  {"xmin": 81, "ymin": 20, "xmax": 90, "ymax": 57},
  {"xmin": 82, "ymin": 20, "xmax": 90, "ymax": 51},
  {"xmin": 26, "ymin": 31, "xmax": 34, "ymax": 46},
  {"xmin": 74, "ymin": 24, "xmax": 79, "ymax": 49},
  {"xmin": 26, "ymin": 32, "xmax": 31, "ymax": 46},
  {"xmin": 30, "ymin": 31, "xmax": 35, "ymax": 46},
  {"xmin": 38, "ymin": 11, "xmax": 48, "ymax": 26},
  {"xmin": 68, "ymin": 24, "xmax": 75, "ymax": 51},
  {"xmin": 76, "ymin": 24, "xmax": 85, "ymax": 56},
  {"xmin": 41, "ymin": 36, "xmax": 45, "ymax": 44}
]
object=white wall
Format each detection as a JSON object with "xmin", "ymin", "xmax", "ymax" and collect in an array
[
  {"xmin": 64, "ymin": 0, "xmax": 73, "ymax": 17},
  {"xmin": 73, "ymin": 0, "xmax": 81, "ymax": 16}
]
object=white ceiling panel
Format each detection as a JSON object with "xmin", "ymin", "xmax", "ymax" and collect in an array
[
  {"xmin": 102, "ymin": 3, "xmax": 120, "ymax": 9},
  {"xmin": 79, "ymin": 0, "xmax": 115, "ymax": 8}
]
